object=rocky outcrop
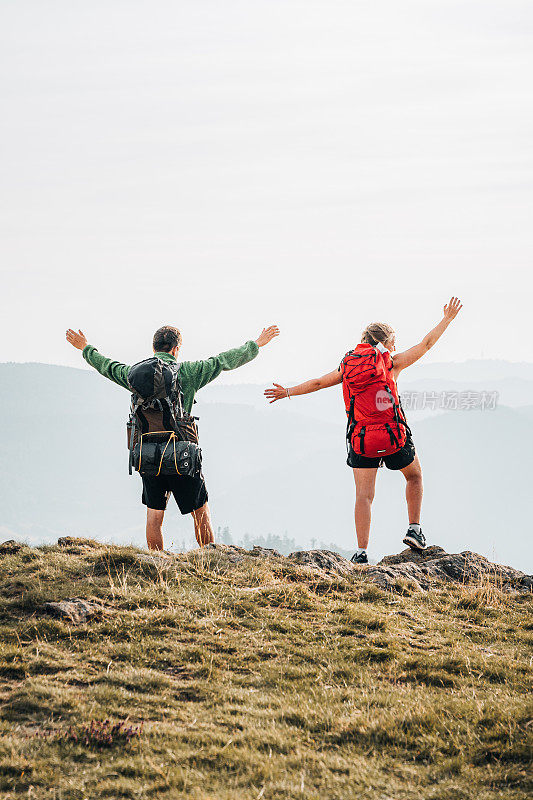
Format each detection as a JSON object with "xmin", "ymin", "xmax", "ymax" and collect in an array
[
  {"xmin": 374, "ymin": 548, "xmax": 533, "ymax": 593},
  {"xmin": 198, "ymin": 542, "xmax": 532, "ymax": 594}
]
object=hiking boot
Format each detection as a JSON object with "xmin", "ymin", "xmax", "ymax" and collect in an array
[
  {"xmin": 350, "ymin": 551, "xmax": 368, "ymax": 565},
  {"xmin": 403, "ymin": 527, "xmax": 426, "ymax": 551}
]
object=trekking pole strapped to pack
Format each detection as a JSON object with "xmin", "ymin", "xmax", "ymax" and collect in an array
[
  {"xmin": 126, "ymin": 357, "xmax": 202, "ymax": 478},
  {"xmin": 341, "ymin": 343, "xmax": 411, "ymax": 459}
]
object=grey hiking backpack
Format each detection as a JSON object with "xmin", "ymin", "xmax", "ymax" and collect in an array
[{"xmin": 126, "ymin": 357, "xmax": 202, "ymax": 478}]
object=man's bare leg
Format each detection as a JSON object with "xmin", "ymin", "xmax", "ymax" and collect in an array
[
  {"xmin": 191, "ymin": 502, "xmax": 214, "ymax": 547},
  {"xmin": 401, "ymin": 456, "xmax": 423, "ymax": 524},
  {"xmin": 353, "ymin": 468, "xmax": 379, "ymax": 550},
  {"xmin": 146, "ymin": 508, "xmax": 165, "ymax": 551}
]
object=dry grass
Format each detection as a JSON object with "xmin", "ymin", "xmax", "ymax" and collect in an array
[{"xmin": 0, "ymin": 543, "xmax": 531, "ymax": 799}]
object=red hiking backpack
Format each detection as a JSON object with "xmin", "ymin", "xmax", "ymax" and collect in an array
[{"xmin": 341, "ymin": 343, "xmax": 410, "ymax": 459}]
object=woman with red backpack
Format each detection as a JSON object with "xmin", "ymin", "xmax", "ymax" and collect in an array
[{"xmin": 265, "ymin": 297, "xmax": 463, "ymax": 564}]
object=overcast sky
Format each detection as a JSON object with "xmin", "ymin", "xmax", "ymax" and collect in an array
[{"xmin": 1, "ymin": 0, "xmax": 532, "ymax": 382}]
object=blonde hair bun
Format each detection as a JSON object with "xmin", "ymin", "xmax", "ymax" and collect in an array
[{"xmin": 361, "ymin": 322, "xmax": 395, "ymax": 347}]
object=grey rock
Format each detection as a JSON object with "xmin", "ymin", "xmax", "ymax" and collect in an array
[
  {"xmin": 202, "ymin": 543, "xmax": 247, "ymax": 564},
  {"xmin": 366, "ymin": 563, "xmax": 426, "ymax": 592},
  {"xmin": 44, "ymin": 598, "xmax": 106, "ymax": 624},
  {"xmin": 287, "ymin": 549, "xmax": 356, "ymax": 576},
  {"xmin": 369, "ymin": 548, "xmax": 532, "ymax": 594},
  {"xmin": 249, "ymin": 545, "xmax": 282, "ymax": 559},
  {"xmin": 379, "ymin": 546, "xmax": 446, "ymax": 565}
]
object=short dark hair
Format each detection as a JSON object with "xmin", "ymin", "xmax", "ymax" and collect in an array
[{"xmin": 153, "ymin": 325, "xmax": 182, "ymax": 353}]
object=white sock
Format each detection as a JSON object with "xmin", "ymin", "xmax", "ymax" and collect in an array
[
  {"xmin": 408, "ymin": 523, "xmax": 421, "ymax": 533},
  {"xmin": 355, "ymin": 548, "xmax": 366, "ymax": 556}
]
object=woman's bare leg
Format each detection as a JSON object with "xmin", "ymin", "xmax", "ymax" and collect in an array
[
  {"xmin": 353, "ymin": 468, "xmax": 379, "ymax": 550},
  {"xmin": 191, "ymin": 502, "xmax": 215, "ymax": 546},
  {"xmin": 401, "ymin": 455, "xmax": 423, "ymax": 524}
]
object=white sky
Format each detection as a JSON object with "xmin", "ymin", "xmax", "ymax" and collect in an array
[{"xmin": 1, "ymin": 0, "xmax": 532, "ymax": 382}]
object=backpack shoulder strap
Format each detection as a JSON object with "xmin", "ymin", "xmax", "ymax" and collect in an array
[{"xmin": 170, "ymin": 363, "xmax": 185, "ymax": 418}]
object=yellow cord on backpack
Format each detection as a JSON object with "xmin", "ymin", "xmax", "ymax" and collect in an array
[{"xmin": 138, "ymin": 431, "xmax": 182, "ymax": 477}]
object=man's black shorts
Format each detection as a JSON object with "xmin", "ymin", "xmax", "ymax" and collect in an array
[
  {"xmin": 347, "ymin": 433, "xmax": 416, "ymax": 470},
  {"xmin": 141, "ymin": 474, "xmax": 208, "ymax": 514}
]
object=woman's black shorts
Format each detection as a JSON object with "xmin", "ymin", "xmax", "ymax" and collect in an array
[
  {"xmin": 141, "ymin": 474, "xmax": 208, "ymax": 514},
  {"xmin": 347, "ymin": 433, "xmax": 416, "ymax": 470}
]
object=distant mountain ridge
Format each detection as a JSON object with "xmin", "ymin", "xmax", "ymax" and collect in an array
[{"xmin": 1, "ymin": 361, "xmax": 531, "ymax": 570}]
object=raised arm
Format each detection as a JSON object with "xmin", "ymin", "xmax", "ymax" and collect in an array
[
  {"xmin": 392, "ymin": 297, "xmax": 462, "ymax": 376},
  {"xmin": 66, "ymin": 329, "xmax": 130, "ymax": 389},
  {"xmin": 264, "ymin": 368, "xmax": 342, "ymax": 403}
]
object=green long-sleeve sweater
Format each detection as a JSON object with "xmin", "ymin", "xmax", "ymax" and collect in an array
[{"xmin": 82, "ymin": 340, "xmax": 259, "ymax": 413}]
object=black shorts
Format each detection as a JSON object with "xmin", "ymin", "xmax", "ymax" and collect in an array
[
  {"xmin": 141, "ymin": 474, "xmax": 208, "ymax": 514},
  {"xmin": 347, "ymin": 433, "xmax": 416, "ymax": 470}
]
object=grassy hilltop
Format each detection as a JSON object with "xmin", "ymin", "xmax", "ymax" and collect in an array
[{"xmin": 0, "ymin": 540, "xmax": 531, "ymax": 800}]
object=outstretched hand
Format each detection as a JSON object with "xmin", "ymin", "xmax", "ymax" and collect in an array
[
  {"xmin": 264, "ymin": 383, "xmax": 288, "ymax": 403},
  {"xmin": 443, "ymin": 297, "xmax": 463, "ymax": 321},
  {"xmin": 66, "ymin": 329, "xmax": 88, "ymax": 351},
  {"xmin": 255, "ymin": 325, "xmax": 280, "ymax": 348}
]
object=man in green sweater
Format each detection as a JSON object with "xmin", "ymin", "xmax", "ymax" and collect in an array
[{"xmin": 66, "ymin": 324, "xmax": 279, "ymax": 551}]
